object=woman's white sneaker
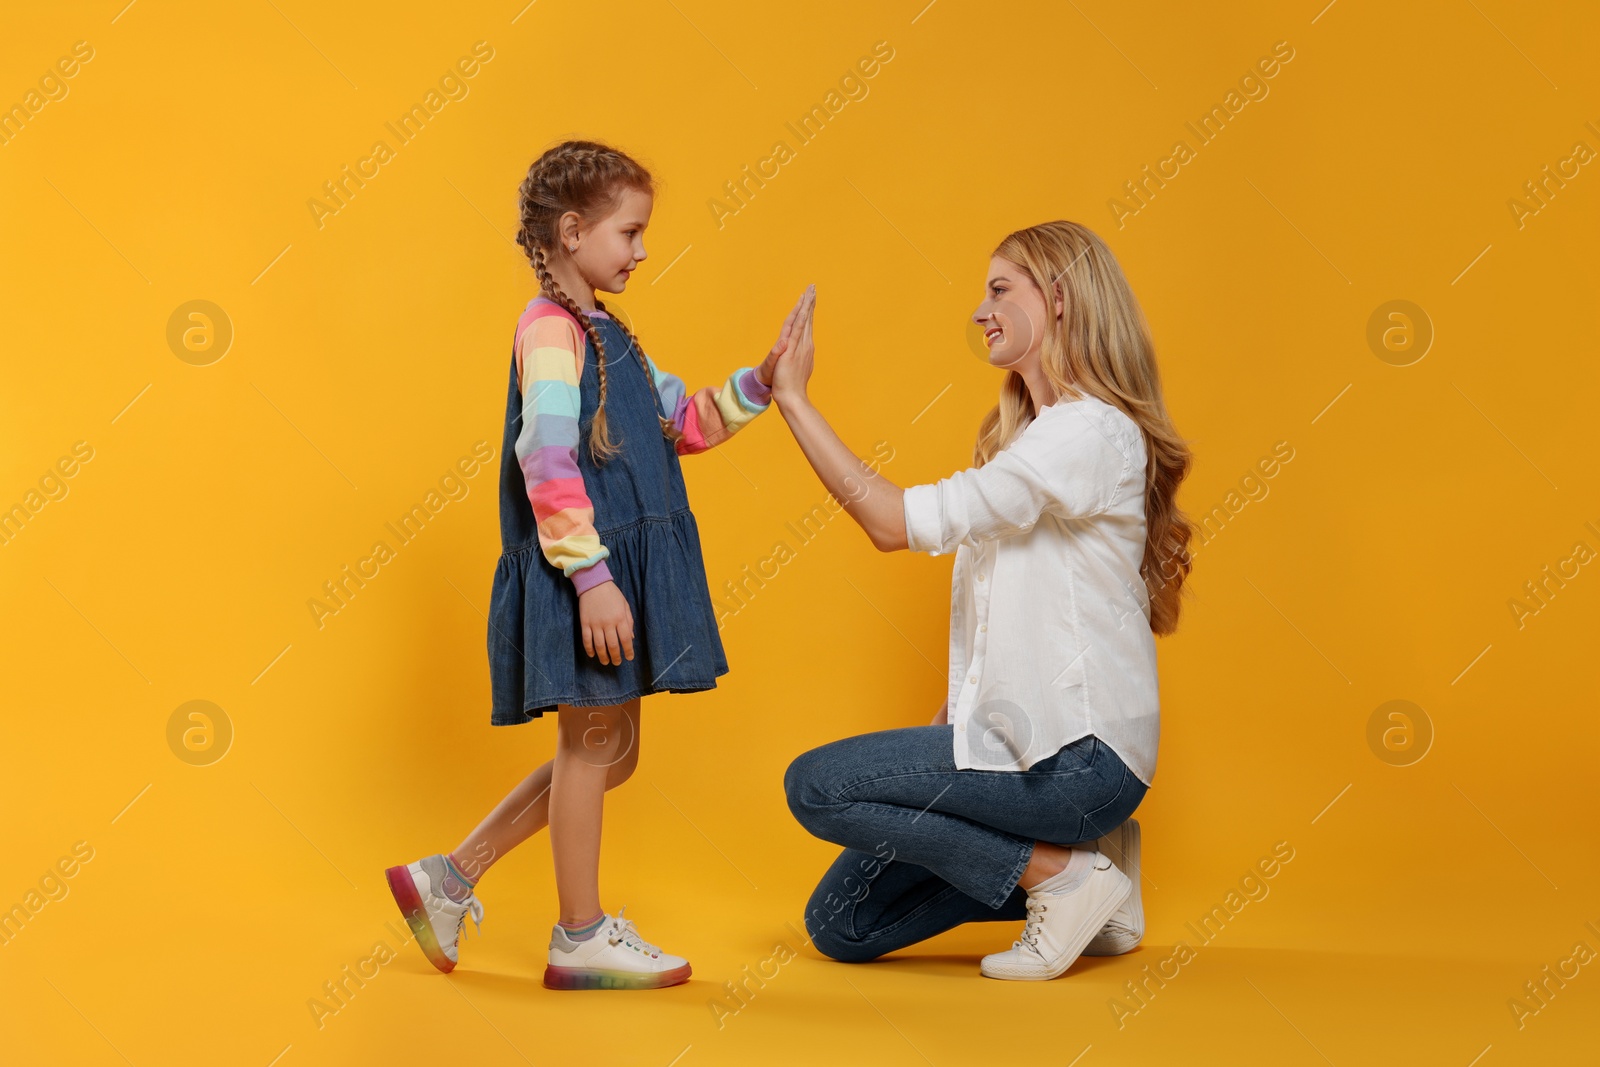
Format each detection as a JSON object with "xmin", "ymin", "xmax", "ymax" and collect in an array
[
  {"xmin": 384, "ymin": 855, "xmax": 485, "ymax": 974},
  {"xmin": 981, "ymin": 850, "xmax": 1132, "ymax": 981},
  {"xmin": 544, "ymin": 905, "xmax": 691, "ymax": 990},
  {"xmin": 1084, "ymin": 818, "xmax": 1143, "ymax": 956}
]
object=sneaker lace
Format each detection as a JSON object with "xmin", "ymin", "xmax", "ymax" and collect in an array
[
  {"xmin": 606, "ymin": 905, "xmax": 662, "ymax": 958},
  {"xmin": 1016, "ymin": 897, "xmax": 1049, "ymax": 954},
  {"xmin": 453, "ymin": 894, "xmax": 485, "ymax": 943}
]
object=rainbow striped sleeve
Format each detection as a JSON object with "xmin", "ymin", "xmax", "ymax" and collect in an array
[
  {"xmin": 512, "ymin": 302, "xmax": 613, "ymax": 594},
  {"xmin": 641, "ymin": 354, "xmax": 774, "ymax": 455}
]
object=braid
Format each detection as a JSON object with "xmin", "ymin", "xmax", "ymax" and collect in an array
[
  {"xmin": 531, "ymin": 243, "xmax": 621, "ymax": 462},
  {"xmin": 515, "ymin": 139, "xmax": 676, "ymax": 465},
  {"xmin": 596, "ymin": 300, "xmax": 684, "ymax": 446}
]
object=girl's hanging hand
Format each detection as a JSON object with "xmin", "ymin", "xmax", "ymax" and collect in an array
[
  {"xmin": 770, "ymin": 285, "xmax": 816, "ymax": 405},
  {"xmin": 756, "ymin": 287, "xmax": 811, "ymax": 387},
  {"xmin": 578, "ymin": 580, "xmax": 635, "ymax": 665}
]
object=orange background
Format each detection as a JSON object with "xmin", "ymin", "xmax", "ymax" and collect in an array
[{"xmin": 2, "ymin": 1, "xmax": 1596, "ymax": 1063}]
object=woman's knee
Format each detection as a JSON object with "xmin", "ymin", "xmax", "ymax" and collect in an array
[
  {"xmin": 802, "ymin": 908, "xmax": 883, "ymax": 964},
  {"xmin": 812, "ymin": 935, "xmax": 882, "ymax": 964},
  {"xmin": 783, "ymin": 747, "xmax": 836, "ymax": 826}
]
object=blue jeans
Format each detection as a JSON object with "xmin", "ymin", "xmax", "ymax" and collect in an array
[{"xmin": 783, "ymin": 725, "xmax": 1146, "ymax": 963}]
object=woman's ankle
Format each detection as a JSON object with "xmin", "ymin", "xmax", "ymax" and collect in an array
[{"xmin": 1017, "ymin": 841, "xmax": 1074, "ymax": 889}]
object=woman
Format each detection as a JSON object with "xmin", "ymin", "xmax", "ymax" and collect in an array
[{"xmin": 772, "ymin": 220, "xmax": 1194, "ymax": 980}]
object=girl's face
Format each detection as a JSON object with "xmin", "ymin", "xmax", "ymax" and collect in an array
[
  {"xmin": 573, "ymin": 187, "xmax": 652, "ymax": 294},
  {"xmin": 971, "ymin": 256, "xmax": 1055, "ymax": 370}
]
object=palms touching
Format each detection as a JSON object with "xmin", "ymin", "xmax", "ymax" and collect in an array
[{"xmin": 769, "ymin": 285, "xmax": 816, "ymax": 403}]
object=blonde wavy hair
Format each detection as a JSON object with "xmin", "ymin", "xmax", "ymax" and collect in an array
[
  {"xmin": 975, "ymin": 220, "xmax": 1195, "ymax": 635},
  {"xmin": 514, "ymin": 139, "xmax": 683, "ymax": 465}
]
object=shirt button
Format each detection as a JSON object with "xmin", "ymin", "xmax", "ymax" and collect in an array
[
  {"xmin": 979, "ymin": 624, "xmax": 987, "ymax": 633},
  {"xmin": 977, "ymin": 573, "xmax": 985, "ymax": 582},
  {"xmin": 968, "ymin": 674, "xmax": 977, "ymax": 684}
]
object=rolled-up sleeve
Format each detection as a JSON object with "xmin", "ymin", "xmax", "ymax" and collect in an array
[
  {"xmin": 902, "ymin": 481, "xmax": 945, "ymax": 554},
  {"xmin": 902, "ymin": 404, "xmax": 1135, "ymax": 555}
]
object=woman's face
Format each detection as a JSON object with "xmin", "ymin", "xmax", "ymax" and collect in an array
[{"xmin": 971, "ymin": 256, "xmax": 1052, "ymax": 370}]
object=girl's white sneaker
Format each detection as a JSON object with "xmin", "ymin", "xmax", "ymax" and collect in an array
[
  {"xmin": 1083, "ymin": 817, "xmax": 1143, "ymax": 955},
  {"xmin": 543, "ymin": 906, "xmax": 691, "ymax": 990},
  {"xmin": 980, "ymin": 850, "xmax": 1132, "ymax": 981},
  {"xmin": 385, "ymin": 855, "xmax": 485, "ymax": 974}
]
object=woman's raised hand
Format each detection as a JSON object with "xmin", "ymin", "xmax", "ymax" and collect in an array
[
  {"xmin": 758, "ymin": 286, "xmax": 810, "ymax": 387},
  {"xmin": 770, "ymin": 285, "xmax": 816, "ymax": 405}
]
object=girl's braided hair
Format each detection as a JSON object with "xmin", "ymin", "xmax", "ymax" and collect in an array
[{"xmin": 514, "ymin": 139, "xmax": 683, "ymax": 464}]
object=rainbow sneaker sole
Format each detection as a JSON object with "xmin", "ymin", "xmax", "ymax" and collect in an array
[{"xmin": 543, "ymin": 961, "xmax": 691, "ymax": 990}]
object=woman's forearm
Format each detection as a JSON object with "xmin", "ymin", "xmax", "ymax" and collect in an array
[{"xmin": 776, "ymin": 393, "xmax": 909, "ymax": 552}]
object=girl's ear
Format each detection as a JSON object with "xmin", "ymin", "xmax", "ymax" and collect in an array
[
  {"xmin": 558, "ymin": 210, "xmax": 581, "ymax": 249},
  {"xmin": 1053, "ymin": 280, "xmax": 1065, "ymax": 320}
]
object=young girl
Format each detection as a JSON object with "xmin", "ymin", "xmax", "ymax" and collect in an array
[
  {"xmin": 775, "ymin": 221, "xmax": 1194, "ymax": 980},
  {"xmin": 385, "ymin": 140, "xmax": 803, "ymax": 990}
]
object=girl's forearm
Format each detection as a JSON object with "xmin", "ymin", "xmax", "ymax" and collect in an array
[{"xmin": 776, "ymin": 393, "xmax": 908, "ymax": 551}]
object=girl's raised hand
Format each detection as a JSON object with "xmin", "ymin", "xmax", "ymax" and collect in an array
[{"xmin": 770, "ymin": 285, "xmax": 815, "ymax": 404}]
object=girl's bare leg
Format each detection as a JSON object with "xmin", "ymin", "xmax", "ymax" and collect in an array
[
  {"xmin": 449, "ymin": 698, "xmax": 641, "ymax": 887},
  {"xmin": 549, "ymin": 699, "xmax": 640, "ymax": 923}
]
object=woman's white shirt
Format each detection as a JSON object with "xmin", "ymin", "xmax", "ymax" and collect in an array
[{"xmin": 901, "ymin": 392, "xmax": 1159, "ymax": 785}]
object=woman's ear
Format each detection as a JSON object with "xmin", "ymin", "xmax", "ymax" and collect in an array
[{"xmin": 1053, "ymin": 280, "xmax": 1065, "ymax": 320}]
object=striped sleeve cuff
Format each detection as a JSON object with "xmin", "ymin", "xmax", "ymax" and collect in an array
[
  {"xmin": 569, "ymin": 558, "xmax": 614, "ymax": 595},
  {"xmin": 735, "ymin": 368, "xmax": 773, "ymax": 410}
]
